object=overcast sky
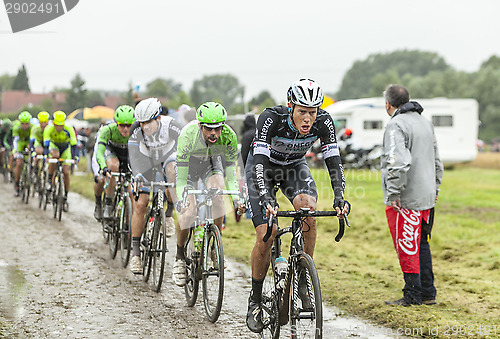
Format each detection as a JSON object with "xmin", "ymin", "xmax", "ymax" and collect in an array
[{"xmin": 1, "ymin": 0, "xmax": 500, "ymax": 103}]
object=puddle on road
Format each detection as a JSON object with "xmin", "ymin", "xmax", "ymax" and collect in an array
[{"xmin": 0, "ymin": 260, "xmax": 26, "ymax": 320}]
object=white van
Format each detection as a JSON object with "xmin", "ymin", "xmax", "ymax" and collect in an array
[{"xmin": 324, "ymin": 97, "xmax": 479, "ymax": 165}]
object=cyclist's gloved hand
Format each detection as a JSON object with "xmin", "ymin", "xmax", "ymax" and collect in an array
[
  {"xmin": 261, "ymin": 198, "xmax": 278, "ymax": 218},
  {"xmin": 333, "ymin": 197, "xmax": 344, "ymax": 210},
  {"xmin": 175, "ymin": 201, "xmax": 184, "ymax": 213},
  {"xmin": 134, "ymin": 173, "xmax": 146, "ymax": 184},
  {"xmin": 333, "ymin": 198, "xmax": 351, "ymax": 216},
  {"xmin": 101, "ymin": 167, "xmax": 111, "ymax": 176},
  {"xmin": 233, "ymin": 198, "xmax": 247, "ymax": 215},
  {"xmin": 73, "ymin": 156, "xmax": 79, "ymax": 164}
]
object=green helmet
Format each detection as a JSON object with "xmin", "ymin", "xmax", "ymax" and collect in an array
[
  {"xmin": 196, "ymin": 102, "xmax": 227, "ymax": 127},
  {"xmin": 114, "ymin": 105, "xmax": 136, "ymax": 124},
  {"xmin": 18, "ymin": 111, "xmax": 32, "ymax": 123}
]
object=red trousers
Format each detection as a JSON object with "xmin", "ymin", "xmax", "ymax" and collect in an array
[{"xmin": 386, "ymin": 207, "xmax": 431, "ymax": 273}]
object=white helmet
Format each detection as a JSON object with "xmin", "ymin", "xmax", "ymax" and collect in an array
[
  {"xmin": 287, "ymin": 78, "xmax": 324, "ymax": 108},
  {"xmin": 134, "ymin": 98, "xmax": 162, "ymax": 122}
]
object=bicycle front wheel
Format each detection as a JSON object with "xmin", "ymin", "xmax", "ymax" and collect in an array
[
  {"xmin": 152, "ymin": 208, "xmax": 167, "ymax": 292},
  {"xmin": 290, "ymin": 253, "xmax": 323, "ymax": 339},
  {"xmin": 259, "ymin": 252, "xmax": 281, "ymax": 339},
  {"xmin": 142, "ymin": 214, "xmax": 153, "ymax": 282},
  {"xmin": 38, "ymin": 169, "xmax": 46, "ymax": 208},
  {"xmin": 108, "ymin": 197, "xmax": 119, "ymax": 259},
  {"xmin": 21, "ymin": 166, "xmax": 29, "ymax": 204},
  {"xmin": 184, "ymin": 227, "xmax": 199, "ymax": 307},
  {"xmin": 39, "ymin": 170, "xmax": 46, "ymax": 209},
  {"xmin": 120, "ymin": 195, "xmax": 132, "ymax": 268},
  {"xmin": 202, "ymin": 223, "xmax": 224, "ymax": 323},
  {"xmin": 52, "ymin": 174, "xmax": 60, "ymax": 219},
  {"xmin": 57, "ymin": 173, "xmax": 65, "ymax": 222}
]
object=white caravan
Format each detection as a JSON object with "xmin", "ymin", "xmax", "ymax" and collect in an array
[{"xmin": 324, "ymin": 97, "xmax": 479, "ymax": 165}]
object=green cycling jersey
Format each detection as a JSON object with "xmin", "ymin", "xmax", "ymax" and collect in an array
[
  {"xmin": 176, "ymin": 121, "xmax": 239, "ymax": 201},
  {"xmin": 96, "ymin": 122, "xmax": 130, "ymax": 169},
  {"xmin": 43, "ymin": 124, "xmax": 77, "ymax": 146},
  {"xmin": 13, "ymin": 122, "xmax": 32, "ymax": 142},
  {"xmin": 0, "ymin": 120, "xmax": 13, "ymax": 149},
  {"xmin": 13, "ymin": 122, "xmax": 33, "ymax": 152},
  {"xmin": 30, "ymin": 124, "xmax": 44, "ymax": 145}
]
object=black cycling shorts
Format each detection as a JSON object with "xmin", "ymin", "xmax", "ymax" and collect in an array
[
  {"xmin": 186, "ymin": 155, "xmax": 225, "ymax": 188},
  {"xmin": 245, "ymin": 151, "xmax": 317, "ymax": 227}
]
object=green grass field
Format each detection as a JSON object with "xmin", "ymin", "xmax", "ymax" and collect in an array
[{"xmin": 70, "ymin": 158, "xmax": 500, "ymax": 338}]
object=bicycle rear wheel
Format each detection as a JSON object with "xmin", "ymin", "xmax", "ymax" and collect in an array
[
  {"xmin": 202, "ymin": 223, "xmax": 224, "ymax": 323},
  {"xmin": 184, "ymin": 227, "xmax": 199, "ymax": 307},
  {"xmin": 120, "ymin": 195, "xmax": 132, "ymax": 268},
  {"xmin": 290, "ymin": 253, "xmax": 322, "ymax": 339},
  {"xmin": 152, "ymin": 208, "xmax": 167, "ymax": 292}
]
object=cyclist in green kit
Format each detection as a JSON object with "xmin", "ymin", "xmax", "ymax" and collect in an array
[
  {"xmin": 12, "ymin": 111, "xmax": 33, "ymax": 196},
  {"xmin": 93, "ymin": 105, "xmax": 136, "ymax": 220},
  {"xmin": 43, "ymin": 111, "xmax": 78, "ymax": 210},
  {"xmin": 173, "ymin": 101, "xmax": 246, "ymax": 287}
]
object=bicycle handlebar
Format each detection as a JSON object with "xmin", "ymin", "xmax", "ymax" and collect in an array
[
  {"xmin": 104, "ymin": 171, "xmax": 132, "ymax": 189},
  {"xmin": 47, "ymin": 158, "xmax": 75, "ymax": 164},
  {"xmin": 263, "ymin": 208, "xmax": 349, "ymax": 243},
  {"xmin": 149, "ymin": 181, "xmax": 175, "ymax": 188},
  {"xmin": 109, "ymin": 171, "xmax": 131, "ymax": 178},
  {"xmin": 178, "ymin": 187, "xmax": 243, "ymax": 212},
  {"xmin": 186, "ymin": 188, "xmax": 240, "ymax": 196}
]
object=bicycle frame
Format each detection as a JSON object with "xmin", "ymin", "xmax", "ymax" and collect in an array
[
  {"xmin": 104, "ymin": 170, "xmax": 133, "ymax": 260},
  {"xmin": 182, "ymin": 187, "xmax": 241, "ymax": 323},
  {"xmin": 47, "ymin": 158, "xmax": 75, "ymax": 221},
  {"xmin": 187, "ymin": 188, "xmax": 240, "ymax": 264},
  {"xmin": 139, "ymin": 169, "xmax": 175, "ymax": 290}
]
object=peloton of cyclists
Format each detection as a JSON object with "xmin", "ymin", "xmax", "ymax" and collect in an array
[{"xmin": 127, "ymin": 98, "xmax": 182, "ymax": 274}]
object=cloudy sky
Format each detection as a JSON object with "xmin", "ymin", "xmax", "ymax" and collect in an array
[{"xmin": 1, "ymin": 0, "xmax": 499, "ymax": 102}]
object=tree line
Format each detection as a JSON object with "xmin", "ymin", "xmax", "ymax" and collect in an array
[
  {"xmin": 2, "ymin": 49, "xmax": 499, "ymax": 141},
  {"xmin": 0, "ymin": 67, "xmax": 277, "ymax": 119},
  {"xmin": 336, "ymin": 50, "xmax": 500, "ymax": 142}
]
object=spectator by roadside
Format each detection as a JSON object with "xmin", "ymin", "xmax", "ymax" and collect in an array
[{"xmin": 381, "ymin": 84, "xmax": 444, "ymax": 307}]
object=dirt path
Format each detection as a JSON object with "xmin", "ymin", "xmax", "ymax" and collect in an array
[{"xmin": 0, "ymin": 183, "xmax": 399, "ymax": 338}]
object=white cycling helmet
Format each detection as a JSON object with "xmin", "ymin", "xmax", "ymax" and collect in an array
[
  {"xmin": 134, "ymin": 98, "xmax": 162, "ymax": 122},
  {"xmin": 287, "ymin": 78, "xmax": 324, "ymax": 108}
]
